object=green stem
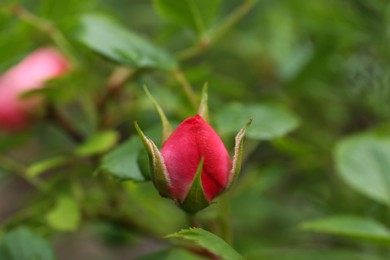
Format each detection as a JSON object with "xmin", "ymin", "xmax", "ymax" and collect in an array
[
  {"xmin": 0, "ymin": 154, "xmax": 48, "ymax": 192},
  {"xmin": 98, "ymin": 67, "xmax": 135, "ymax": 128},
  {"xmin": 177, "ymin": 1, "xmax": 256, "ymax": 61},
  {"xmin": 187, "ymin": 213, "xmax": 200, "ymax": 228},
  {"xmin": 219, "ymin": 193, "xmax": 233, "ymax": 245},
  {"xmin": 0, "ymin": 200, "xmax": 50, "ymax": 229},
  {"xmin": 172, "ymin": 69, "xmax": 198, "ymax": 110},
  {"xmin": 47, "ymin": 105, "xmax": 84, "ymax": 143},
  {"xmin": 210, "ymin": 1, "xmax": 255, "ymax": 45}
]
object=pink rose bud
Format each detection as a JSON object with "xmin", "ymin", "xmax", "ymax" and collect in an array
[
  {"xmin": 0, "ymin": 47, "xmax": 70, "ymax": 131},
  {"xmin": 162, "ymin": 115, "xmax": 231, "ymax": 203},
  {"xmin": 136, "ymin": 114, "xmax": 252, "ymax": 213}
]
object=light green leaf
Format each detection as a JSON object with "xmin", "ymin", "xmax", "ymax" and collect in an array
[
  {"xmin": 75, "ymin": 13, "xmax": 178, "ymax": 70},
  {"xmin": 75, "ymin": 130, "xmax": 118, "ymax": 156},
  {"xmin": 216, "ymin": 102, "xmax": 299, "ymax": 140},
  {"xmin": 99, "ymin": 135, "xmax": 147, "ymax": 182},
  {"xmin": 166, "ymin": 228, "xmax": 243, "ymax": 260},
  {"xmin": 27, "ymin": 156, "xmax": 67, "ymax": 177},
  {"xmin": 153, "ymin": 0, "xmax": 221, "ymax": 36},
  {"xmin": 335, "ymin": 133, "xmax": 390, "ymax": 206},
  {"xmin": 0, "ymin": 227, "xmax": 55, "ymax": 260},
  {"xmin": 46, "ymin": 196, "xmax": 81, "ymax": 231},
  {"xmin": 301, "ymin": 215, "xmax": 390, "ymax": 243}
]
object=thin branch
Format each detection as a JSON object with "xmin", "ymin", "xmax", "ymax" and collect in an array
[
  {"xmin": 219, "ymin": 193, "xmax": 233, "ymax": 245},
  {"xmin": 94, "ymin": 209, "xmax": 158, "ymax": 237},
  {"xmin": 47, "ymin": 105, "xmax": 84, "ymax": 143},
  {"xmin": 97, "ymin": 67, "xmax": 135, "ymax": 110},
  {"xmin": 187, "ymin": 213, "xmax": 201, "ymax": 228},
  {"xmin": 172, "ymin": 69, "xmax": 198, "ymax": 109},
  {"xmin": 209, "ymin": 1, "xmax": 255, "ymax": 45},
  {"xmin": 0, "ymin": 154, "xmax": 48, "ymax": 192},
  {"xmin": 97, "ymin": 67, "xmax": 136, "ymax": 128},
  {"xmin": 11, "ymin": 4, "xmax": 79, "ymax": 67},
  {"xmin": 177, "ymin": 1, "xmax": 256, "ymax": 61}
]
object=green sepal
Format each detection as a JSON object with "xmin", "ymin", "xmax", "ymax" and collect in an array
[
  {"xmin": 180, "ymin": 158, "xmax": 210, "ymax": 214},
  {"xmin": 134, "ymin": 122, "xmax": 170, "ymax": 197},
  {"xmin": 143, "ymin": 86, "xmax": 173, "ymax": 143},
  {"xmin": 198, "ymin": 82, "xmax": 209, "ymax": 122},
  {"xmin": 227, "ymin": 118, "xmax": 253, "ymax": 188}
]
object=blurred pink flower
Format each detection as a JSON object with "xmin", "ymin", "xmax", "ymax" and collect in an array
[{"xmin": 0, "ymin": 47, "xmax": 70, "ymax": 131}]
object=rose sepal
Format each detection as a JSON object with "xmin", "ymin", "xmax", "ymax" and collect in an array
[
  {"xmin": 198, "ymin": 83, "xmax": 209, "ymax": 122},
  {"xmin": 179, "ymin": 158, "xmax": 210, "ymax": 214},
  {"xmin": 226, "ymin": 118, "xmax": 253, "ymax": 189},
  {"xmin": 143, "ymin": 86, "xmax": 172, "ymax": 143},
  {"xmin": 134, "ymin": 122, "xmax": 170, "ymax": 197}
]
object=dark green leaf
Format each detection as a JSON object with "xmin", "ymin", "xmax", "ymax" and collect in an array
[
  {"xmin": 166, "ymin": 228, "xmax": 243, "ymax": 260},
  {"xmin": 335, "ymin": 133, "xmax": 390, "ymax": 206},
  {"xmin": 301, "ymin": 215, "xmax": 390, "ymax": 243},
  {"xmin": 75, "ymin": 13, "xmax": 178, "ymax": 70},
  {"xmin": 0, "ymin": 227, "xmax": 55, "ymax": 260},
  {"xmin": 216, "ymin": 102, "xmax": 299, "ymax": 140},
  {"xmin": 99, "ymin": 135, "xmax": 147, "ymax": 182}
]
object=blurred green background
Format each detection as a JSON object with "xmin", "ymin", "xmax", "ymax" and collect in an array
[{"xmin": 1, "ymin": 0, "xmax": 390, "ymax": 259}]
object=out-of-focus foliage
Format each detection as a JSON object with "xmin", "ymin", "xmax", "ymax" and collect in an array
[
  {"xmin": 0, "ymin": 227, "xmax": 55, "ymax": 260},
  {"xmin": 1, "ymin": 0, "xmax": 390, "ymax": 259}
]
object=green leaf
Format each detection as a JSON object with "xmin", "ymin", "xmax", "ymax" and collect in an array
[
  {"xmin": 216, "ymin": 102, "xmax": 299, "ymax": 140},
  {"xmin": 75, "ymin": 13, "xmax": 178, "ymax": 70},
  {"xmin": 27, "ymin": 156, "xmax": 67, "ymax": 177},
  {"xmin": 166, "ymin": 228, "xmax": 243, "ymax": 260},
  {"xmin": 301, "ymin": 215, "xmax": 390, "ymax": 243},
  {"xmin": 135, "ymin": 122, "xmax": 170, "ymax": 197},
  {"xmin": 0, "ymin": 227, "xmax": 55, "ymax": 260},
  {"xmin": 334, "ymin": 133, "xmax": 390, "ymax": 206},
  {"xmin": 180, "ymin": 159, "xmax": 209, "ymax": 214},
  {"xmin": 75, "ymin": 130, "xmax": 118, "ymax": 156},
  {"xmin": 228, "ymin": 118, "xmax": 252, "ymax": 188},
  {"xmin": 46, "ymin": 196, "xmax": 81, "ymax": 231},
  {"xmin": 99, "ymin": 135, "xmax": 147, "ymax": 182},
  {"xmin": 153, "ymin": 0, "xmax": 221, "ymax": 36}
]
